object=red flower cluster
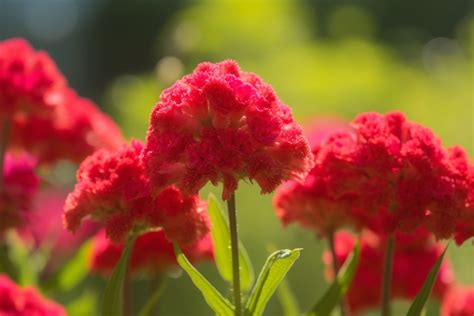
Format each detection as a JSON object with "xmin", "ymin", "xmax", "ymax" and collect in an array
[
  {"xmin": 63, "ymin": 140, "xmax": 209, "ymax": 244},
  {"xmin": 0, "ymin": 274, "xmax": 66, "ymax": 316},
  {"xmin": 274, "ymin": 118, "xmax": 357, "ymax": 235},
  {"xmin": 11, "ymin": 89, "xmax": 124, "ymax": 164},
  {"xmin": 0, "ymin": 38, "xmax": 65, "ymax": 116},
  {"xmin": 0, "ymin": 38, "xmax": 123, "ymax": 164},
  {"xmin": 143, "ymin": 60, "xmax": 313, "ymax": 200},
  {"xmin": 441, "ymin": 286, "xmax": 474, "ymax": 316},
  {"xmin": 0, "ymin": 153, "xmax": 39, "ymax": 234},
  {"xmin": 323, "ymin": 229, "xmax": 454, "ymax": 315},
  {"xmin": 275, "ymin": 112, "xmax": 474, "ymax": 243},
  {"xmin": 90, "ymin": 229, "xmax": 213, "ymax": 276}
]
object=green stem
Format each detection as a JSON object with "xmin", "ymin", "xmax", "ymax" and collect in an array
[
  {"xmin": 227, "ymin": 193, "xmax": 242, "ymax": 316},
  {"xmin": 327, "ymin": 229, "xmax": 348, "ymax": 316},
  {"xmin": 124, "ymin": 271, "xmax": 131, "ymax": 316},
  {"xmin": 141, "ymin": 277, "xmax": 165, "ymax": 316},
  {"xmin": 381, "ymin": 234, "xmax": 395, "ymax": 316}
]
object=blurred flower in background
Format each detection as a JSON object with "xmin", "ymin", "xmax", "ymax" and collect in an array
[{"xmin": 19, "ymin": 188, "xmax": 99, "ymax": 272}]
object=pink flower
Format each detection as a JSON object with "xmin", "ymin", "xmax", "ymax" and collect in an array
[
  {"xmin": 0, "ymin": 153, "xmax": 39, "ymax": 234},
  {"xmin": 63, "ymin": 140, "xmax": 209, "ymax": 244},
  {"xmin": 441, "ymin": 286, "xmax": 474, "ymax": 316},
  {"xmin": 90, "ymin": 229, "xmax": 213, "ymax": 276},
  {"xmin": 19, "ymin": 189, "xmax": 99, "ymax": 270},
  {"xmin": 143, "ymin": 60, "xmax": 313, "ymax": 200},
  {"xmin": 0, "ymin": 274, "xmax": 66, "ymax": 316}
]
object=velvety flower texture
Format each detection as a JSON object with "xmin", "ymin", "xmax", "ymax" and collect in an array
[
  {"xmin": 275, "ymin": 111, "xmax": 474, "ymax": 243},
  {"xmin": 0, "ymin": 153, "xmax": 39, "ymax": 233},
  {"xmin": 0, "ymin": 38, "xmax": 65, "ymax": 116},
  {"xmin": 0, "ymin": 38, "xmax": 123, "ymax": 164},
  {"xmin": 323, "ymin": 229, "xmax": 454, "ymax": 315},
  {"xmin": 274, "ymin": 119, "xmax": 353, "ymax": 235},
  {"xmin": 63, "ymin": 140, "xmax": 209, "ymax": 244},
  {"xmin": 0, "ymin": 274, "xmax": 66, "ymax": 316},
  {"xmin": 11, "ymin": 89, "xmax": 124, "ymax": 164},
  {"xmin": 143, "ymin": 60, "xmax": 314, "ymax": 200},
  {"xmin": 441, "ymin": 286, "xmax": 474, "ymax": 316},
  {"xmin": 19, "ymin": 189, "xmax": 99, "ymax": 270},
  {"xmin": 90, "ymin": 229, "xmax": 213, "ymax": 276}
]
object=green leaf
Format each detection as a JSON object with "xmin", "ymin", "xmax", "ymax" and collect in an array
[
  {"xmin": 55, "ymin": 240, "xmax": 92, "ymax": 290},
  {"xmin": 307, "ymin": 241, "xmax": 360, "ymax": 316},
  {"xmin": 277, "ymin": 277, "xmax": 300, "ymax": 316},
  {"xmin": 101, "ymin": 235, "xmax": 136, "ymax": 316},
  {"xmin": 5, "ymin": 232, "xmax": 38, "ymax": 285},
  {"xmin": 207, "ymin": 193, "xmax": 254, "ymax": 290},
  {"xmin": 0, "ymin": 243, "xmax": 19, "ymax": 281},
  {"xmin": 245, "ymin": 248, "xmax": 302, "ymax": 316},
  {"xmin": 174, "ymin": 243, "xmax": 235, "ymax": 316},
  {"xmin": 406, "ymin": 244, "xmax": 449, "ymax": 316}
]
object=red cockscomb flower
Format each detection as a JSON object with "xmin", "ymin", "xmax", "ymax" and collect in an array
[
  {"xmin": 90, "ymin": 229, "xmax": 213, "ymax": 276},
  {"xmin": 0, "ymin": 38, "xmax": 123, "ymax": 164},
  {"xmin": 275, "ymin": 111, "xmax": 474, "ymax": 242},
  {"xmin": 11, "ymin": 89, "xmax": 124, "ymax": 164},
  {"xmin": 143, "ymin": 60, "xmax": 313, "ymax": 200},
  {"xmin": 0, "ymin": 274, "xmax": 66, "ymax": 316},
  {"xmin": 0, "ymin": 153, "xmax": 39, "ymax": 234},
  {"xmin": 274, "ymin": 119, "xmax": 354, "ymax": 235},
  {"xmin": 63, "ymin": 140, "xmax": 209, "ymax": 244},
  {"xmin": 323, "ymin": 229, "xmax": 454, "ymax": 315},
  {"xmin": 0, "ymin": 38, "xmax": 65, "ymax": 116},
  {"xmin": 441, "ymin": 286, "xmax": 474, "ymax": 316}
]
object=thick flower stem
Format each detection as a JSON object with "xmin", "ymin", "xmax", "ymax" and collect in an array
[
  {"xmin": 0, "ymin": 117, "xmax": 11, "ymax": 188},
  {"xmin": 381, "ymin": 234, "xmax": 395, "ymax": 316},
  {"xmin": 227, "ymin": 193, "xmax": 242, "ymax": 316},
  {"xmin": 124, "ymin": 273, "xmax": 131, "ymax": 316},
  {"xmin": 327, "ymin": 229, "xmax": 348, "ymax": 316}
]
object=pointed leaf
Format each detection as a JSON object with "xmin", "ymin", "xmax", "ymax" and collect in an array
[
  {"xmin": 307, "ymin": 241, "xmax": 360, "ymax": 316},
  {"xmin": 55, "ymin": 240, "xmax": 92, "ymax": 290},
  {"xmin": 245, "ymin": 248, "xmax": 302, "ymax": 316},
  {"xmin": 174, "ymin": 243, "xmax": 234, "ymax": 316},
  {"xmin": 407, "ymin": 244, "xmax": 449, "ymax": 316},
  {"xmin": 208, "ymin": 193, "xmax": 254, "ymax": 290},
  {"xmin": 277, "ymin": 277, "xmax": 300, "ymax": 316},
  {"xmin": 101, "ymin": 235, "xmax": 136, "ymax": 316}
]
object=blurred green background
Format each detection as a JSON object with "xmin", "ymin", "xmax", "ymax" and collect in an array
[{"xmin": 1, "ymin": 0, "xmax": 473, "ymax": 315}]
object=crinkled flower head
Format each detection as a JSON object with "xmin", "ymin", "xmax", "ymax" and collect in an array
[
  {"xmin": 90, "ymin": 229, "xmax": 213, "ymax": 276},
  {"xmin": 0, "ymin": 38, "xmax": 123, "ymax": 164},
  {"xmin": 63, "ymin": 140, "xmax": 209, "ymax": 244},
  {"xmin": 10, "ymin": 89, "xmax": 124, "ymax": 164},
  {"xmin": 144, "ymin": 60, "xmax": 313, "ymax": 200},
  {"xmin": 0, "ymin": 153, "xmax": 39, "ymax": 234},
  {"xmin": 323, "ymin": 228, "xmax": 454, "ymax": 315},
  {"xmin": 351, "ymin": 112, "xmax": 473, "ymax": 241},
  {"xmin": 276, "ymin": 111, "xmax": 474, "ymax": 242},
  {"xmin": 0, "ymin": 274, "xmax": 66, "ymax": 316},
  {"xmin": 274, "ymin": 119, "xmax": 354, "ymax": 235},
  {"xmin": 441, "ymin": 286, "xmax": 474, "ymax": 316},
  {"xmin": 0, "ymin": 38, "xmax": 65, "ymax": 116}
]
